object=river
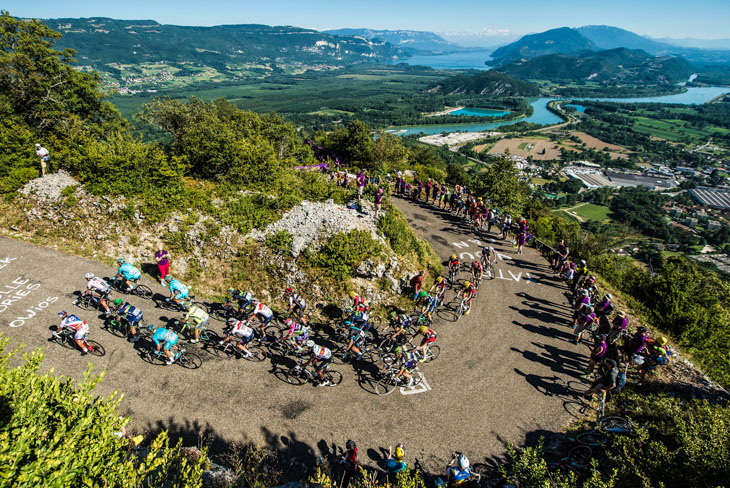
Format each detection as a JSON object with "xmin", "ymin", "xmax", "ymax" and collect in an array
[{"xmin": 388, "ymin": 87, "xmax": 730, "ymax": 136}]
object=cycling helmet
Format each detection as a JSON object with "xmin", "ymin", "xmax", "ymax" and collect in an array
[
  {"xmin": 394, "ymin": 444, "xmax": 405, "ymax": 460},
  {"xmin": 419, "ymin": 291, "xmax": 428, "ymax": 298},
  {"xmin": 346, "ymin": 440, "xmax": 356, "ymax": 451},
  {"xmin": 419, "ymin": 325, "xmax": 428, "ymax": 334},
  {"xmin": 227, "ymin": 317, "xmax": 238, "ymax": 325},
  {"xmin": 457, "ymin": 453, "xmax": 470, "ymax": 470},
  {"xmin": 488, "ymin": 246, "xmax": 494, "ymax": 252},
  {"xmin": 349, "ymin": 291, "xmax": 357, "ymax": 299},
  {"xmin": 113, "ymin": 298, "xmax": 123, "ymax": 306},
  {"xmin": 580, "ymin": 260, "xmax": 587, "ymax": 266},
  {"xmin": 284, "ymin": 318, "xmax": 294, "ymax": 327},
  {"xmin": 305, "ymin": 340, "xmax": 315, "ymax": 348},
  {"xmin": 285, "ymin": 287, "xmax": 293, "ymax": 295},
  {"xmin": 394, "ymin": 346, "xmax": 403, "ymax": 355},
  {"xmin": 58, "ymin": 311, "xmax": 68, "ymax": 318},
  {"xmin": 617, "ymin": 311, "xmax": 626, "ymax": 318},
  {"xmin": 226, "ymin": 287, "xmax": 235, "ymax": 295},
  {"xmin": 580, "ymin": 289, "xmax": 589, "ymax": 297},
  {"xmin": 389, "ymin": 311, "xmax": 397, "ymax": 319},
  {"xmin": 604, "ymin": 293, "xmax": 612, "ymax": 300},
  {"xmin": 436, "ymin": 277, "xmax": 443, "ymax": 283},
  {"xmin": 657, "ymin": 336, "xmax": 668, "ymax": 346},
  {"xmin": 464, "ymin": 281, "xmax": 471, "ymax": 287},
  {"xmin": 117, "ymin": 257, "xmax": 125, "ymax": 265},
  {"xmin": 450, "ymin": 254, "xmax": 457, "ymax": 260},
  {"xmin": 84, "ymin": 272, "xmax": 94, "ymax": 279},
  {"xmin": 164, "ymin": 275, "xmax": 173, "ymax": 283}
]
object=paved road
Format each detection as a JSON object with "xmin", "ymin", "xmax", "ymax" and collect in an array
[{"xmin": 0, "ymin": 200, "xmax": 586, "ymax": 473}]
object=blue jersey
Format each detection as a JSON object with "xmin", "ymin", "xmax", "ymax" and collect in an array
[
  {"xmin": 118, "ymin": 263, "xmax": 141, "ymax": 280},
  {"xmin": 448, "ymin": 467, "xmax": 471, "ymax": 483},
  {"xmin": 119, "ymin": 302, "xmax": 143, "ymax": 325},
  {"xmin": 168, "ymin": 279, "xmax": 189, "ymax": 298},
  {"xmin": 152, "ymin": 328, "xmax": 178, "ymax": 349},
  {"xmin": 385, "ymin": 459, "xmax": 407, "ymax": 474}
]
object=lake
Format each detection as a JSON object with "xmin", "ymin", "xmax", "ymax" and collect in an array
[
  {"xmin": 389, "ymin": 87, "xmax": 730, "ymax": 136},
  {"xmin": 394, "ymin": 49, "xmax": 493, "ymax": 70},
  {"xmin": 450, "ymin": 107, "xmax": 510, "ymax": 117}
]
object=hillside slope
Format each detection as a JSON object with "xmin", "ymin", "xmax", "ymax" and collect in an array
[
  {"xmin": 324, "ymin": 28, "xmax": 461, "ymax": 53},
  {"xmin": 497, "ymin": 48, "xmax": 693, "ymax": 85},
  {"xmin": 490, "ymin": 27, "xmax": 596, "ymax": 66},
  {"xmin": 429, "ymin": 70, "xmax": 540, "ymax": 96}
]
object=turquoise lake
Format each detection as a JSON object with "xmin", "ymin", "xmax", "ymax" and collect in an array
[{"xmin": 449, "ymin": 107, "xmax": 510, "ymax": 117}]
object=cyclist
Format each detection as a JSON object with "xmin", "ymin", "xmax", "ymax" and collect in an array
[
  {"xmin": 77, "ymin": 273, "xmax": 112, "ymax": 315},
  {"xmin": 573, "ymin": 305, "xmax": 597, "ymax": 344},
  {"xmin": 412, "ymin": 324, "xmax": 437, "ymax": 360},
  {"xmin": 285, "ymin": 287, "xmax": 306, "ymax": 320},
  {"xmin": 152, "ymin": 326, "xmax": 180, "ymax": 365},
  {"xmin": 115, "ymin": 258, "xmax": 141, "ymax": 292},
  {"xmin": 297, "ymin": 340, "xmax": 333, "ymax": 386},
  {"xmin": 438, "ymin": 452, "xmax": 472, "ymax": 487},
  {"xmin": 349, "ymin": 291, "xmax": 368, "ymax": 313},
  {"xmin": 219, "ymin": 317, "xmax": 256, "ymax": 358},
  {"xmin": 455, "ymin": 281, "xmax": 477, "ymax": 315},
  {"xmin": 470, "ymin": 259, "xmax": 483, "ymax": 285},
  {"xmin": 393, "ymin": 346, "xmax": 417, "ymax": 387},
  {"xmin": 182, "ymin": 304, "xmax": 209, "ymax": 344},
  {"xmin": 164, "ymin": 275, "xmax": 190, "ymax": 309},
  {"xmin": 420, "ymin": 293, "xmax": 438, "ymax": 323},
  {"xmin": 388, "ymin": 311, "xmax": 412, "ymax": 343},
  {"xmin": 226, "ymin": 288, "xmax": 254, "ymax": 315},
  {"xmin": 53, "ymin": 311, "xmax": 90, "ymax": 354},
  {"xmin": 385, "ymin": 444, "xmax": 408, "ymax": 475},
  {"xmin": 583, "ymin": 359, "xmax": 619, "ymax": 399},
  {"xmin": 481, "ymin": 246, "xmax": 496, "ymax": 269},
  {"xmin": 344, "ymin": 320, "xmax": 367, "ymax": 360},
  {"xmin": 250, "ymin": 299, "xmax": 274, "ymax": 338},
  {"xmin": 280, "ymin": 318, "xmax": 310, "ymax": 355},
  {"xmin": 113, "ymin": 299, "xmax": 144, "ymax": 342},
  {"xmin": 448, "ymin": 254, "xmax": 460, "ymax": 283},
  {"xmin": 609, "ymin": 310, "xmax": 629, "ymax": 343},
  {"xmin": 638, "ymin": 336, "xmax": 670, "ymax": 383}
]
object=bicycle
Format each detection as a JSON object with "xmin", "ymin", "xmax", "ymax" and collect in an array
[
  {"xmin": 448, "ymin": 265, "xmax": 459, "ymax": 287},
  {"xmin": 484, "ymin": 261, "xmax": 494, "ymax": 280},
  {"xmin": 74, "ymin": 293, "xmax": 120, "ymax": 313},
  {"xmin": 411, "ymin": 342, "xmax": 440, "ymax": 363},
  {"xmin": 573, "ymin": 415, "xmax": 635, "ymax": 446},
  {"xmin": 210, "ymin": 339, "xmax": 268, "ymax": 362},
  {"xmin": 546, "ymin": 445, "xmax": 593, "ymax": 476},
  {"xmin": 145, "ymin": 345, "xmax": 202, "ymax": 369},
  {"xmin": 455, "ymin": 297, "xmax": 470, "ymax": 320},
  {"xmin": 112, "ymin": 277, "xmax": 152, "ymax": 300},
  {"xmin": 374, "ymin": 365, "xmax": 422, "ymax": 395},
  {"xmin": 169, "ymin": 318, "xmax": 220, "ymax": 343},
  {"xmin": 281, "ymin": 363, "xmax": 343, "ymax": 387},
  {"xmin": 156, "ymin": 295, "xmax": 209, "ymax": 313},
  {"xmin": 104, "ymin": 314, "xmax": 148, "ymax": 339},
  {"xmin": 52, "ymin": 328, "xmax": 105, "ymax": 357}
]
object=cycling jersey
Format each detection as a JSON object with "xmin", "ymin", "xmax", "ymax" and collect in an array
[
  {"xmin": 288, "ymin": 294, "xmax": 306, "ymax": 308},
  {"xmin": 253, "ymin": 303, "xmax": 273, "ymax": 318},
  {"xmin": 448, "ymin": 259, "xmax": 459, "ymax": 269},
  {"xmin": 168, "ymin": 279, "xmax": 189, "ymax": 299},
  {"xmin": 118, "ymin": 302, "xmax": 143, "ymax": 325},
  {"xmin": 423, "ymin": 296, "xmax": 437, "ymax": 313},
  {"xmin": 448, "ymin": 467, "xmax": 471, "ymax": 484},
  {"xmin": 421, "ymin": 328, "xmax": 437, "ymax": 343},
  {"xmin": 152, "ymin": 328, "xmax": 178, "ymax": 350},
  {"xmin": 311, "ymin": 344, "xmax": 332, "ymax": 361},
  {"xmin": 87, "ymin": 277, "xmax": 110, "ymax": 295},
  {"xmin": 287, "ymin": 320, "xmax": 309, "ymax": 339},
  {"xmin": 118, "ymin": 262, "xmax": 141, "ymax": 280},
  {"xmin": 185, "ymin": 305, "xmax": 209, "ymax": 328},
  {"xmin": 234, "ymin": 291, "xmax": 253, "ymax": 307},
  {"xmin": 230, "ymin": 320, "xmax": 254, "ymax": 339},
  {"xmin": 400, "ymin": 352, "xmax": 418, "ymax": 370},
  {"xmin": 463, "ymin": 285, "xmax": 476, "ymax": 297},
  {"xmin": 61, "ymin": 315, "xmax": 88, "ymax": 340},
  {"xmin": 349, "ymin": 325, "xmax": 366, "ymax": 343},
  {"xmin": 471, "ymin": 262, "xmax": 483, "ymax": 272}
]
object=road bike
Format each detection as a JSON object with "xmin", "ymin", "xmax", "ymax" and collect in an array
[
  {"xmin": 209, "ymin": 339, "xmax": 268, "ymax": 362},
  {"xmin": 156, "ymin": 295, "xmax": 209, "ymax": 313},
  {"xmin": 145, "ymin": 345, "xmax": 202, "ymax": 369},
  {"xmin": 104, "ymin": 313, "xmax": 148, "ymax": 339},
  {"xmin": 546, "ymin": 445, "xmax": 593, "ymax": 476},
  {"xmin": 74, "ymin": 293, "xmax": 120, "ymax": 313},
  {"xmin": 280, "ymin": 363, "xmax": 342, "ymax": 387},
  {"xmin": 456, "ymin": 297, "xmax": 470, "ymax": 320},
  {"xmin": 111, "ymin": 277, "xmax": 152, "ymax": 299},
  {"xmin": 448, "ymin": 264, "xmax": 459, "ymax": 286},
  {"xmin": 52, "ymin": 328, "xmax": 105, "ymax": 357},
  {"xmin": 411, "ymin": 342, "xmax": 440, "ymax": 363},
  {"xmin": 573, "ymin": 415, "xmax": 635, "ymax": 446},
  {"xmin": 374, "ymin": 365, "xmax": 422, "ymax": 395},
  {"xmin": 169, "ymin": 318, "xmax": 220, "ymax": 343},
  {"xmin": 484, "ymin": 261, "xmax": 494, "ymax": 280}
]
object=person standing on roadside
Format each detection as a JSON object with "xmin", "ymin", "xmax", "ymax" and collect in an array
[
  {"xmin": 374, "ymin": 187, "xmax": 384, "ymax": 219},
  {"xmin": 35, "ymin": 143, "xmax": 50, "ymax": 177},
  {"xmin": 155, "ymin": 242, "xmax": 171, "ymax": 286},
  {"xmin": 357, "ymin": 171, "xmax": 367, "ymax": 203}
]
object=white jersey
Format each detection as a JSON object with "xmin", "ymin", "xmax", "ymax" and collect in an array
[
  {"xmin": 253, "ymin": 303, "xmax": 272, "ymax": 318},
  {"xmin": 289, "ymin": 294, "xmax": 305, "ymax": 308},
  {"xmin": 61, "ymin": 315, "xmax": 88, "ymax": 339},
  {"xmin": 231, "ymin": 321, "xmax": 254, "ymax": 338},
  {"xmin": 87, "ymin": 277, "xmax": 110, "ymax": 294}
]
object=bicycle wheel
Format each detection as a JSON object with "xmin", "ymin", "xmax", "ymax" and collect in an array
[
  {"xmin": 190, "ymin": 301, "xmax": 209, "ymax": 314},
  {"xmin": 599, "ymin": 416, "xmax": 635, "ymax": 433},
  {"xmin": 283, "ymin": 368, "xmax": 307, "ymax": 386},
  {"xmin": 381, "ymin": 353, "xmax": 397, "ymax": 367},
  {"xmin": 369, "ymin": 316, "xmax": 383, "ymax": 331},
  {"xmin": 324, "ymin": 369, "xmax": 343, "ymax": 387},
  {"xmin": 85, "ymin": 340, "xmax": 106, "ymax": 357},
  {"xmin": 576, "ymin": 430, "xmax": 608, "ymax": 446},
  {"xmin": 567, "ymin": 445, "xmax": 593, "ymax": 470},
  {"xmin": 178, "ymin": 351, "xmax": 202, "ymax": 370},
  {"xmin": 423, "ymin": 344, "xmax": 440, "ymax": 362},
  {"xmin": 211, "ymin": 342, "xmax": 234, "ymax": 359},
  {"xmin": 105, "ymin": 319, "xmax": 127, "ymax": 338},
  {"xmin": 199, "ymin": 329, "xmax": 221, "ymax": 344},
  {"xmin": 375, "ymin": 378, "xmax": 396, "ymax": 396},
  {"xmin": 245, "ymin": 344, "xmax": 268, "ymax": 362},
  {"xmin": 54, "ymin": 333, "xmax": 76, "ymax": 350},
  {"xmin": 76, "ymin": 297, "xmax": 93, "ymax": 311},
  {"xmin": 378, "ymin": 337, "xmax": 395, "ymax": 355},
  {"xmin": 133, "ymin": 285, "xmax": 153, "ymax": 300}
]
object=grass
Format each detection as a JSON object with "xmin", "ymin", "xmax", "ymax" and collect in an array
[{"xmin": 573, "ymin": 203, "xmax": 612, "ymax": 222}]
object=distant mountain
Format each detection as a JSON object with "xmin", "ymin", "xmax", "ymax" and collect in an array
[
  {"xmin": 45, "ymin": 18, "xmax": 404, "ymax": 69},
  {"xmin": 324, "ymin": 28, "xmax": 462, "ymax": 53},
  {"xmin": 655, "ymin": 37, "xmax": 730, "ymax": 51},
  {"xmin": 490, "ymin": 27, "xmax": 596, "ymax": 66},
  {"xmin": 430, "ymin": 70, "xmax": 540, "ymax": 97},
  {"xmin": 497, "ymin": 48, "xmax": 694, "ymax": 85},
  {"xmin": 492, "ymin": 25, "xmax": 730, "ymax": 66}
]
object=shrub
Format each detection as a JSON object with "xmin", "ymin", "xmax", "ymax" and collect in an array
[
  {"xmin": 0, "ymin": 336, "xmax": 206, "ymax": 487},
  {"xmin": 311, "ymin": 230, "xmax": 382, "ymax": 280},
  {"xmin": 265, "ymin": 230, "xmax": 294, "ymax": 253}
]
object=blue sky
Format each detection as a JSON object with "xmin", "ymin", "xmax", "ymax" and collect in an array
[{"xmin": 4, "ymin": 0, "xmax": 730, "ymax": 41}]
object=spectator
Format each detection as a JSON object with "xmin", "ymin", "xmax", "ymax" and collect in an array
[
  {"xmin": 375, "ymin": 187, "xmax": 384, "ymax": 219},
  {"xmin": 385, "ymin": 444, "xmax": 407, "ymax": 476},
  {"xmin": 583, "ymin": 359, "xmax": 619, "ymax": 399},
  {"xmin": 35, "ymin": 143, "xmax": 50, "ymax": 177},
  {"xmin": 357, "ymin": 171, "xmax": 367, "ymax": 202},
  {"xmin": 410, "ymin": 270, "xmax": 425, "ymax": 301},
  {"xmin": 155, "ymin": 242, "xmax": 171, "ymax": 286},
  {"xmin": 339, "ymin": 440, "xmax": 358, "ymax": 487}
]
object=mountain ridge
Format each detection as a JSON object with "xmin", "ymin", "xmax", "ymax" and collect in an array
[{"xmin": 323, "ymin": 28, "xmax": 463, "ymax": 53}]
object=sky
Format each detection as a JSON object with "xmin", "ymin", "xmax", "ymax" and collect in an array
[{"xmin": 4, "ymin": 0, "xmax": 730, "ymax": 42}]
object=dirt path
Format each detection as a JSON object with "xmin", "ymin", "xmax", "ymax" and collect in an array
[
  {"xmin": 555, "ymin": 202, "xmax": 589, "ymax": 223},
  {"xmin": 0, "ymin": 201, "xmax": 588, "ymax": 474}
]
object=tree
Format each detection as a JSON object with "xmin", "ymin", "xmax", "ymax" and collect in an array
[{"xmin": 473, "ymin": 156, "xmax": 528, "ymax": 216}]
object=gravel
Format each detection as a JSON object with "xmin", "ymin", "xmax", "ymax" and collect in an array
[
  {"xmin": 19, "ymin": 170, "xmax": 79, "ymax": 201},
  {"xmin": 250, "ymin": 199, "xmax": 384, "ymax": 257}
]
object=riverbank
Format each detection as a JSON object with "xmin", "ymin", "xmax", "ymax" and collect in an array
[{"xmin": 424, "ymin": 106, "xmax": 465, "ymax": 117}]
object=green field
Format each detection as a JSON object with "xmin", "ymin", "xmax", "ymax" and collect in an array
[{"xmin": 555, "ymin": 203, "xmax": 612, "ymax": 223}]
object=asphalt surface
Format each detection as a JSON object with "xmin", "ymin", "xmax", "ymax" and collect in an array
[{"xmin": 0, "ymin": 198, "xmax": 587, "ymax": 474}]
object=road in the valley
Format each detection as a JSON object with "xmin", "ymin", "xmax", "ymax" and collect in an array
[{"xmin": 0, "ymin": 197, "xmax": 588, "ymax": 474}]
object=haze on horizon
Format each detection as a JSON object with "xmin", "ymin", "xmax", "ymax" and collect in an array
[{"xmin": 4, "ymin": 0, "xmax": 730, "ymax": 44}]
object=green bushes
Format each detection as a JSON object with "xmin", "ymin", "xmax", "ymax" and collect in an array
[
  {"xmin": 311, "ymin": 230, "xmax": 383, "ymax": 280},
  {"xmin": 0, "ymin": 336, "xmax": 205, "ymax": 487},
  {"xmin": 378, "ymin": 204, "xmax": 442, "ymax": 273},
  {"xmin": 265, "ymin": 230, "xmax": 294, "ymax": 253}
]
